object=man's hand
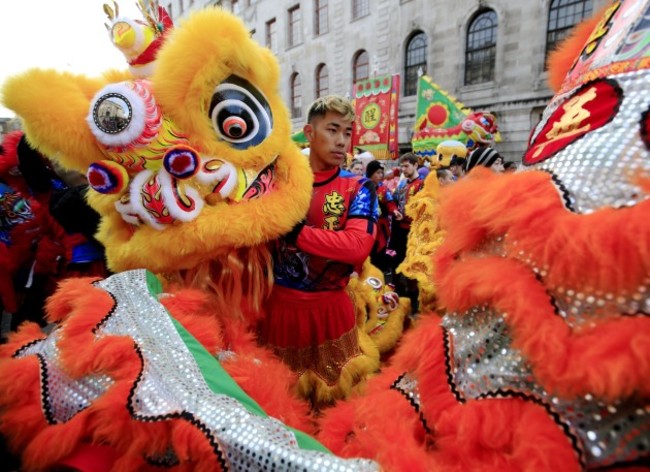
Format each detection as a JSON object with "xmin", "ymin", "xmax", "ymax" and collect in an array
[{"xmin": 393, "ymin": 210, "xmax": 403, "ymax": 221}]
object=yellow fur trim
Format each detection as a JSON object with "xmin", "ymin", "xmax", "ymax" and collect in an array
[
  {"xmin": 397, "ymin": 171, "xmax": 446, "ymax": 312},
  {"xmin": 297, "ymin": 330, "xmax": 380, "ymax": 407}
]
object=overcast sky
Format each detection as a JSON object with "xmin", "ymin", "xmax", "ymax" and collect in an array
[{"xmin": 0, "ymin": 0, "xmax": 142, "ymax": 118}]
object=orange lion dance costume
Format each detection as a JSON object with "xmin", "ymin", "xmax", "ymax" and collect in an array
[
  {"xmin": 0, "ymin": 5, "xmax": 378, "ymax": 471},
  {"xmin": 317, "ymin": 2, "xmax": 650, "ymax": 471}
]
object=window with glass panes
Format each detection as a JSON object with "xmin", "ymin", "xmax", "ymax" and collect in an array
[
  {"xmin": 353, "ymin": 50, "xmax": 369, "ymax": 83},
  {"xmin": 315, "ymin": 0, "xmax": 328, "ymax": 35},
  {"xmin": 404, "ymin": 32, "xmax": 427, "ymax": 96},
  {"xmin": 288, "ymin": 5, "xmax": 302, "ymax": 47},
  {"xmin": 291, "ymin": 73, "xmax": 302, "ymax": 119},
  {"xmin": 465, "ymin": 10, "xmax": 497, "ymax": 85},
  {"xmin": 266, "ymin": 18, "xmax": 277, "ymax": 52},
  {"xmin": 316, "ymin": 64, "xmax": 329, "ymax": 97},
  {"xmin": 546, "ymin": 0, "xmax": 593, "ymax": 58},
  {"xmin": 352, "ymin": 0, "xmax": 369, "ymax": 19}
]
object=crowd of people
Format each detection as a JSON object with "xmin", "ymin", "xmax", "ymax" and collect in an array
[
  {"xmin": 339, "ymin": 141, "xmax": 515, "ymax": 312},
  {"xmin": 0, "ymin": 93, "xmax": 508, "ymax": 408},
  {"xmin": 0, "ymin": 132, "xmax": 109, "ymax": 341},
  {"xmin": 1, "ymin": 90, "xmax": 512, "ymax": 401}
]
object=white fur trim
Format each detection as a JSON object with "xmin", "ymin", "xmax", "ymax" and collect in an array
[
  {"xmin": 196, "ymin": 158, "xmax": 238, "ymax": 199},
  {"xmin": 130, "ymin": 62, "xmax": 156, "ymax": 78},
  {"xmin": 114, "ymin": 195, "xmax": 142, "ymax": 227},
  {"xmin": 129, "ymin": 170, "xmax": 166, "ymax": 230},
  {"xmin": 157, "ymin": 171, "xmax": 204, "ymax": 222},
  {"xmin": 86, "ymin": 82, "xmax": 147, "ymax": 148}
]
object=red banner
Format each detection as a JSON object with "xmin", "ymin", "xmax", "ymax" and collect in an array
[{"xmin": 351, "ymin": 74, "xmax": 400, "ymax": 160}]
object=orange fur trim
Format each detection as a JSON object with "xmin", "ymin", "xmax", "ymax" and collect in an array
[
  {"xmin": 1, "ymin": 276, "xmax": 320, "ymax": 470},
  {"xmin": 221, "ymin": 350, "xmax": 315, "ymax": 434},
  {"xmin": 436, "ymin": 256, "xmax": 650, "ymax": 401},
  {"xmin": 432, "ymin": 169, "xmax": 650, "ymax": 400},
  {"xmin": 319, "ymin": 309, "xmax": 586, "ymax": 471},
  {"xmin": 317, "ymin": 388, "xmax": 434, "ymax": 472},
  {"xmin": 159, "ymin": 288, "xmax": 225, "ymax": 353},
  {"xmin": 437, "ymin": 168, "xmax": 650, "ymax": 296},
  {"xmin": 546, "ymin": 8, "xmax": 605, "ymax": 92},
  {"xmin": 44, "ymin": 276, "xmax": 104, "ymax": 323},
  {"xmin": 432, "ymin": 398, "xmax": 581, "ymax": 471}
]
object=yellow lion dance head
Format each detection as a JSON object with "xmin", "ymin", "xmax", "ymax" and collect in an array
[{"xmin": 2, "ymin": 7, "xmax": 312, "ymax": 284}]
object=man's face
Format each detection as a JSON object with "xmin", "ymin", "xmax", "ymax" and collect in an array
[
  {"xmin": 304, "ymin": 111, "xmax": 353, "ymax": 171},
  {"xmin": 400, "ymin": 160, "xmax": 419, "ymax": 179},
  {"xmin": 438, "ymin": 169, "xmax": 455, "ymax": 186},
  {"xmin": 350, "ymin": 163, "xmax": 364, "ymax": 175},
  {"xmin": 490, "ymin": 157, "xmax": 505, "ymax": 173},
  {"xmin": 370, "ymin": 169, "xmax": 384, "ymax": 184}
]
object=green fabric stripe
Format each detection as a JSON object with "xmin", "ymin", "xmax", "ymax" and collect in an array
[{"xmin": 144, "ymin": 271, "xmax": 330, "ymax": 453}]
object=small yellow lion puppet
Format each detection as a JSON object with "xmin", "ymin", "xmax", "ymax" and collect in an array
[{"xmin": 348, "ymin": 260, "xmax": 410, "ymax": 355}]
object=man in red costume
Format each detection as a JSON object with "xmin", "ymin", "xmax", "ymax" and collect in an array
[{"xmin": 260, "ymin": 95, "xmax": 380, "ymax": 406}]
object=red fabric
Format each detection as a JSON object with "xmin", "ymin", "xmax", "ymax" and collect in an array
[
  {"xmin": 260, "ymin": 285, "xmax": 355, "ymax": 349},
  {"xmin": 0, "ymin": 184, "xmax": 45, "ymax": 312},
  {"xmin": 57, "ymin": 443, "xmax": 119, "ymax": 472},
  {"xmin": 374, "ymin": 183, "xmax": 396, "ymax": 252},
  {"xmin": 524, "ymin": 79, "xmax": 622, "ymax": 165},
  {"xmin": 0, "ymin": 131, "xmax": 28, "ymax": 194},
  {"xmin": 272, "ymin": 167, "xmax": 377, "ymax": 291},
  {"xmin": 297, "ymin": 218, "xmax": 375, "ymax": 267}
]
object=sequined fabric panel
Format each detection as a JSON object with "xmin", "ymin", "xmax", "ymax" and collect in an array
[
  {"xmin": 442, "ymin": 307, "xmax": 650, "ymax": 468},
  {"xmin": 390, "ymin": 372, "xmax": 430, "ymax": 433},
  {"xmin": 506, "ymin": 241, "xmax": 649, "ymax": 327},
  {"xmin": 271, "ymin": 327, "xmax": 361, "ymax": 385},
  {"xmin": 463, "ymin": 237, "xmax": 650, "ymax": 328},
  {"xmin": 525, "ymin": 70, "xmax": 650, "ymax": 214},
  {"xmin": 96, "ymin": 270, "xmax": 378, "ymax": 471},
  {"xmin": 14, "ymin": 329, "xmax": 114, "ymax": 424}
]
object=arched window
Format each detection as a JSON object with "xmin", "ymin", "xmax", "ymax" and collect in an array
[
  {"xmin": 290, "ymin": 72, "xmax": 302, "ymax": 119},
  {"xmin": 465, "ymin": 10, "xmax": 497, "ymax": 85},
  {"xmin": 546, "ymin": 0, "xmax": 593, "ymax": 57},
  {"xmin": 353, "ymin": 50, "xmax": 369, "ymax": 83},
  {"xmin": 404, "ymin": 31, "xmax": 427, "ymax": 96},
  {"xmin": 315, "ymin": 64, "xmax": 329, "ymax": 98}
]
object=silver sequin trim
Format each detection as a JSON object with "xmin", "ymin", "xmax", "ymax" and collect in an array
[
  {"xmin": 443, "ymin": 307, "xmax": 649, "ymax": 469},
  {"xmin": 92, "ymin": 269, "xmax": 378, "ymax": 471},
  {"xmin": 15, "ymin": 329, "xmax": 114, "ymax": 424},
  {"xmin": 525, "ymin": 70, "xmax": 650, "ymax": 214}
]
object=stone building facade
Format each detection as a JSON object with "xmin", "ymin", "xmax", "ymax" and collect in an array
[{"xmin": 165, "ymin": 0, "xmax": 607, "ymax": 161}]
